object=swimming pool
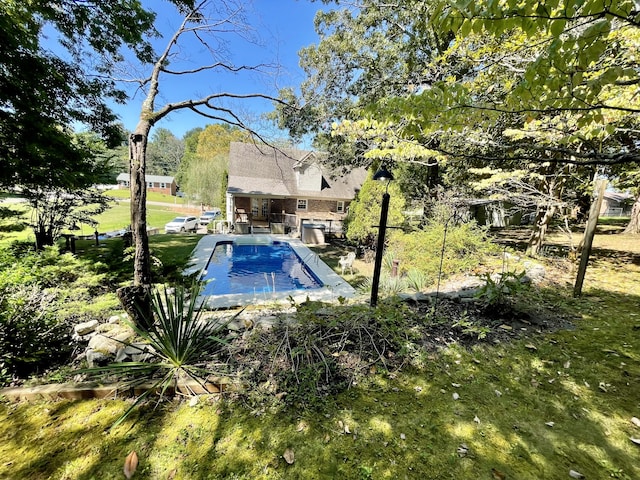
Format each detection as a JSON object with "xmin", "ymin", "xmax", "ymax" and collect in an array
[
  {"xmin": 200, "ymin": 240, "xmax": 323, "ymax": 296},
  {"xmin": 186, "ymin": 234, "xmax": 356, "ymax": 308}
]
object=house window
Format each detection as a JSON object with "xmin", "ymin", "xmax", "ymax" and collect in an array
[
  {"xmin": 160, "ymin": 182, "xmax": 166, "ymax": 189},
  {"xmin": 148, "ymin": 182, "xmax": 154, "ymax": 188},
  {"xmin": 297, "ymin": 199, "xmax": 307, "ymax": 211},
  {"xmin": 336, "ymin": 201, "xmax": 345, "ymax": 213}
]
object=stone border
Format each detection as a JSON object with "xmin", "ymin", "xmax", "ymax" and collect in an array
[{"xmin": 0, "ymin": 379, "xmax": 227, "ymax": 402}]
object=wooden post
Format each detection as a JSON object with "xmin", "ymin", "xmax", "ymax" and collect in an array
[{"xmin": 573, "ymin": 179, "xmax": 607, "ymax": 297}]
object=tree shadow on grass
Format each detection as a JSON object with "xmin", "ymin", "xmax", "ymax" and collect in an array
[{"xmin": 1, "ymin": 285, "xmax": 639, "ymax": 479}]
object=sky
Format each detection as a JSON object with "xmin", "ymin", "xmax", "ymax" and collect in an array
[{"xmin": 111, "ymin": 0, "xmax": 326, "ymax": 142}]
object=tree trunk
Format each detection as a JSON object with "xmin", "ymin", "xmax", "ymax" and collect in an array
[
  {"xmin": 129, "ymin": 130, "xmax": 152, "ymax": 286},
  {"xmin": 34, "ymin": 229, "xmax": 54, "ymax": 250},
  {"xmin": 116, "ymin": 284, "xmax": 154, "ymax": 331},
  {"xmin": 125, "ymin": 127, "xmax": 154, "ymax": 327},
  {"xmin": 574, "ymin": 179, "xmax": 607, "ymax": 296},
  {"xmin": 622, "ymin": 193, "xmax": 640, "ymax": 234},
  {"xmin": 526, "ymin": 205, "xmax": 557, "ymax": 256}
]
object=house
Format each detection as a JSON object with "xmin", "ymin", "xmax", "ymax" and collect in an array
[
  {"xmin": 600, "ymin": 191, "xmax": 634, "ymax": 217},
  {"xmin": 226, "ymin": 142, "xmax": 367, "ymax": 235},
  {"xmin": 116, "ymin": 173, "xmax": 178, "ymax": 196}
]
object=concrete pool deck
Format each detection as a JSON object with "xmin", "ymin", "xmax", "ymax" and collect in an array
[{"xmin": 183, "ymin": 234, "xmax": 357, "ymax": 308}]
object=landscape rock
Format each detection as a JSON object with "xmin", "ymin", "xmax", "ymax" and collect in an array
[
  {"xmin": 108, "ymin": 314, "xmax": 127, "ymax": 324},
  {"xmin": 523, "ymin": 262, "xmax": 546, "ymax": 283},
  {"xmin": 87, "ymin": 325, "xmax": 135, "ymax": 354},
  {"xmin": 85, "ymin": 349, "xmax": 109, "ymax": 368},
  {"xmin": 74, "ymin": 319, "xmax": 99, "ymax": 336}
]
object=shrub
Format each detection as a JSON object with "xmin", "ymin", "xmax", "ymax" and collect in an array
[
  {"xmin": 345, "ymin": 171, "xmax": 406, "ymax": 248},
  {"xmin": 0, "ymin": 285, "xmax": 74, "ymax": 382},
  {"xmin": 387, "ymin": 219, "xmax": 498, "ymax": 286},
  {"xmin": 0, "ymin": 245, "xmax": 117, "ymax": 385}
]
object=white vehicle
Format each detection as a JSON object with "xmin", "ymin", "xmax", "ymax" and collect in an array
[
  {"xmin": 199, "ymin": 209, "xmax": 222, "ymax": 225},
  {"xmin": 164, "ymin": 216, "xmax": 198, "ymax": 233}
]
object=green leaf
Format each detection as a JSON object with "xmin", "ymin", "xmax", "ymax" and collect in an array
[
  {"xmin": 460, "ymin": 18, "xmax": 472, "ymax": 37},
  {"xmin": 550, "ymin": 19, "xmax": 566, "ymax": 37}
]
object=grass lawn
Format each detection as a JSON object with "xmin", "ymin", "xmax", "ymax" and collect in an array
[
  {"xmin": 0, "ymin": 196, "xmax": 197, "ymax": 246},
  {"xmin": 91, "ymin": 202, "xmax": 188, "ymax": 234},
  {"xmin": 106, "ymin": 188, "xmax": 190, "ymax": 206},
  {"xmin": 0, "ymin": 231, "xmax": 639, "ymax": 479}
]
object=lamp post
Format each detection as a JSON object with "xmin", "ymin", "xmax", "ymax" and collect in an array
[{"xmin": 370, "ymin": 165, "xmax": 394, "ymax": 307}]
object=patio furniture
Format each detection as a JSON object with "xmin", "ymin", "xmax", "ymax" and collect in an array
[{"xmin": 338, "ymin": 251, "xmax": 356, "ymax": 275}]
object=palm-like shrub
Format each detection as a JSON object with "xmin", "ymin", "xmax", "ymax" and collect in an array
[{"xmin": 85, "ymin": 282, "xmax": 233, "ymax": 428}]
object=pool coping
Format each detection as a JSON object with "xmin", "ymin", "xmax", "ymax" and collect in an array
[{"xmin": 183, "ymin": 234, "xmax": 357, "ymax": 308}]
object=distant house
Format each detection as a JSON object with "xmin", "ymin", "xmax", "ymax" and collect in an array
[
  {"xmin": 600, "ymin": 191, "xmax": 634, "ymax": 217},
  {"xmin": 226, "ymin": 142, "xmax": 367, "ymax": 235},
  {"xmin": 116, "ymin": 173, "xmax": 177, "ymax": 196}
]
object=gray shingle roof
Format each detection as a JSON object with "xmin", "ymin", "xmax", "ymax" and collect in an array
[{"xmin": 227, "ymin": 142, "xmax": 366, "ymax": 200}]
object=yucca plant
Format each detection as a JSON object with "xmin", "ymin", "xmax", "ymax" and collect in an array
[
  {"xmin": 405, "ymin": 268, "xmax": 429, "ymax": 293},
  {"xmin": 84, "ymin": 281, "xmax": 236, "ymax": 428}
]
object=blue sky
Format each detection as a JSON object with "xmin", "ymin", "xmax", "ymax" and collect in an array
[{"xmin": 112, "ymin": 0, "xmax": 326, "ymax": 142}]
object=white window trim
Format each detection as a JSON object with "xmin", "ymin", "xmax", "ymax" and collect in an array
[
  {"xmin": 337, "ymin": 201, "xmax": 345, "ymax": 213},
  {"xmin": 297, "ymin": 198, "xmax": 308, "ymax": 211}
]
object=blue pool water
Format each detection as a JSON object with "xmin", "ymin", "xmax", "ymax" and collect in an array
[{"xmin": 200, "ymin": 241, "xmax": 323, "ymax": 296}]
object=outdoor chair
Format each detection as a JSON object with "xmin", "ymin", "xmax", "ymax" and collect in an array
[{"xmin": 338, "ymin": 251, "xmax": 356, "ymax": 275}]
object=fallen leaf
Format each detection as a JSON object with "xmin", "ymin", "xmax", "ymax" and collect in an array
[
  {"xmin": 296, "ymin": 421, "xmax": 307, "ymax": 432},
  {"xmin": 545, "ymin": 421, "xmax": 555, "ymax": 427},
  {"xmin": 124, "ymin": 451, "xmax": 138, "ymax": 479},
  {"xmin": 569, "ymin": 469, "xmax": 584, "ymax": 479},
  {"xmin": 525, "ymin": 343, "xmax": 537, "ymax": 351},
  {"xmin": 495, "ymin": 390, "xmax": 502, "ymax": 397},
  {"xmin": 452, "ymin": 392, "xmax": 460, "ymax": 400},
  {"xmin": 491, "ymin": 467, "xmax": 506, "ymax": 480},
  {"xmin": 283, "ymin": 448, "xmax": 295, "ymax": 464},
  {"xmin": 167, "ymin": 468, "xmax": 177, "ymax": 480},
  {"xmin": 631, "ymin": 437, "xmax": 640, "ymax": 445},
  {"xmin": 498, "ymin": 324, "xmax": 512, "ymax": 330},
  {"xmin": 400, "ymin": 433, "xmax": 406, "ymax": 440},
  {"xmin": 188, "ymin": 396, "xmax": 199, "ymax": 407},
  {"xmin": 451, "ymin": 383, "xmax": 461, "ymax": 388},
  {"xmin": 598, "ymin": 382, "xmax": 608, "ymax": 392},
  {"xmin": 457, "ymin": 444, "xmax": 468, "ymax": 457},
  {"xmin": 564, "ymin": 360, "xmax": 571, "ymax": 369},
  {"xmin": 344, "ymin": 424, "xmax": 351, "ymax": 434},
  {"xmin": 474, "ymin": 416, "xmax": 480, "ymax": 424},
  {"xmin": 631, "ymin": 417, "xmax": 640, "ymax": 427}
]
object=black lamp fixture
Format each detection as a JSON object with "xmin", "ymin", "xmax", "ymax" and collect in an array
[
  {"xmin": 372, "ymin": 165, "xmax": 394, "ymax": 183},
  {"xmin": 370, "ymin": 162, "xmax": 394, "ymax": 307}
]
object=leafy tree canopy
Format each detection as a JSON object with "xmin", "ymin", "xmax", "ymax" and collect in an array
[
  {"xmin": 0, "ymin": 1, "xmax": 192, "ymax": 190},
  {"xmin": 282, "ymin": 0, "xmax": 638, "ymax": 169}
]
